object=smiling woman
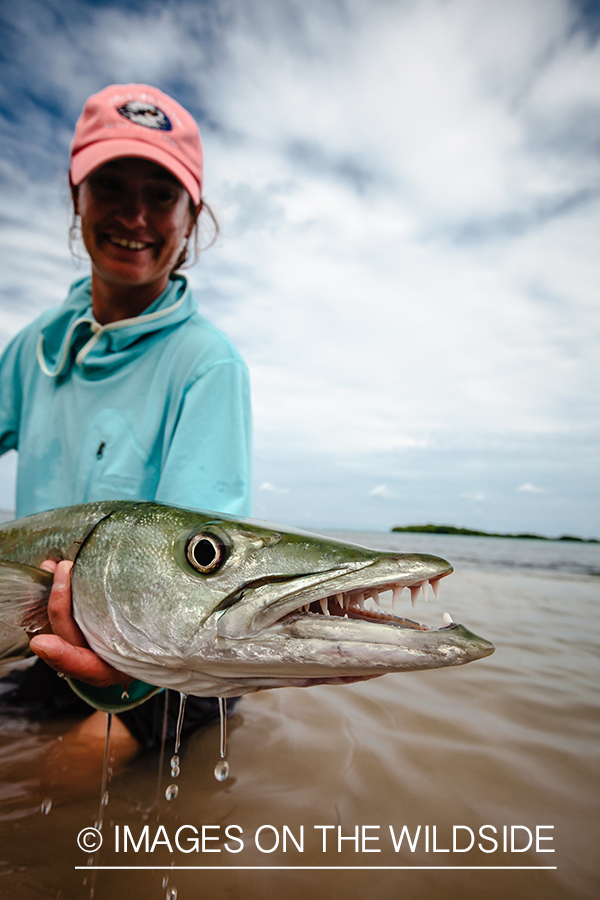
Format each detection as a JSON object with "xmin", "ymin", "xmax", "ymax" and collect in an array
[{"xmin": 0, "ymin": 84, "xmax": 252, "ymax": 752}]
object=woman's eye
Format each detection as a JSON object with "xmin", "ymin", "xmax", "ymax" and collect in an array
[
  {"xmin": 146, "ymin": 185, "xmax": 179, "ymax": 206},
  {"xmin": 90, "ymin": 176, "xmax": 121, "ymax": 196},
  {"xmin": 186, "ymin": 533, "xmax": 226, "ymax": 573}
]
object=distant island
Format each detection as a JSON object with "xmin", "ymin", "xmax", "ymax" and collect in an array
[{"xmin": 391, "ymin": 524, "xmax": 599, "ymax": 543}]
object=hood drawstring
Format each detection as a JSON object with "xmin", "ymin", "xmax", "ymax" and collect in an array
[{"xmin": 37, "ymin": 286, "xmax": 189, "ymax": 378}]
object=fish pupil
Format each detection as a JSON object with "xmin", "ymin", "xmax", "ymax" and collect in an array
[{"xmin": 194, "ymin": 539, "xmax": 218, "ymax": 567}]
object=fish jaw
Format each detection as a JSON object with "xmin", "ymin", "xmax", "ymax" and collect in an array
[
  {"xmin": 172, "ymin": 562, "xmax": 495, "ymax": 689},
  {"xmin": 214, "ymin": 553, "xmax": 453, "ymax": 639}
]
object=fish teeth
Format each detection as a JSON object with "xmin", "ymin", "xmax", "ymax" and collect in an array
[
  {"xmin": 442, "ymin": 612, "xmax": 454, "ymax": 625},
  {"xmin": 409, "ymin": 586, "xmax": 420, "ymax": 608},
  {"xmin": 349, "ymin": 592, "xmax": 365, "ymax": 610},
  {"xmin": 320, "ymin": 597, "xmax": 329, "ymax": 615},
  {"xmin": 392, "ymin": 586, "xmax": 404, "ymax": 609},
  {"xmin": 431, "ymin": 578, "xmax": 441, "ymax": 601},
  {"xmin": 422, "ymin": 580, "xmax": 429, "ymax": 602},
  {"xmin": 336, "ymin": 593, "xmax": 344, "ymax": 608}
]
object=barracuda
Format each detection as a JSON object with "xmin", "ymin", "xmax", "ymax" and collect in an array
[{"xmin": 0, "ymin": 501, "xmax": 494, "ymax": 701}]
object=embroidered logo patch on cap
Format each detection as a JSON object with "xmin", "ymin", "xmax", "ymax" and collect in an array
[{"xmin": 116, "ymin": 101, "xmax": 172, "ymax": 131}]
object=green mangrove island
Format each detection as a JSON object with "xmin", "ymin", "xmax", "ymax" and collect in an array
[{"xmin": 390, "ymin": 524, "xmax": 599, "ymax": 543}]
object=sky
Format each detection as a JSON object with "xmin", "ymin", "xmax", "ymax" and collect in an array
[{"xmin": 0, "ymin": 0, "xmax": 598, "ymax": 536}]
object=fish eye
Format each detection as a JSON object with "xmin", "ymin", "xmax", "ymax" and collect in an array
[{"xmin": 186, "ymin": 533, "xmax": 226, "ymax": 573}]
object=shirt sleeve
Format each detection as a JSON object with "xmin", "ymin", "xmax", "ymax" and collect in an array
[
  {"xmin": 0, "ymin": 334, "xmax": 24, "ymax": 457},
  {"xmin": 155, "ymin": 358, "xmax": 252, "ymax": 516}
]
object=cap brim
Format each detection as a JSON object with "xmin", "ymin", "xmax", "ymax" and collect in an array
[{"xmin": 70, "ymin": 139, "xmax": 201, "ymax": 205}]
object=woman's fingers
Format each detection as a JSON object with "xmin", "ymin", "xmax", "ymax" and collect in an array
[
  {"xmin": 31, "ymin": 558, "xmax": 131, "ymax": 688},
  {"xmin": 29, "ymin": 634, "xmax": 131, "ymax": 688},
  {"xmin": 44, "ymin": 560, "xmax": 89, "ymax": 648}
]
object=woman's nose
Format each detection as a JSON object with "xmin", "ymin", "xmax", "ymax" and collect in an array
[{"xmin": 114, "ymin": 190, "xmax": 148, "ymax": 227}]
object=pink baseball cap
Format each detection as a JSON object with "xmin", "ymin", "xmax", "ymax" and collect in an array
[{"xmin": 70, "ymin": 84, "xmax": 203, "ymax": 204}]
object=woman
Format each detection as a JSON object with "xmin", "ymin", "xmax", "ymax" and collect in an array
[{"xmin": 0, "ymin": 84, "xmax": 252, "ymax": 751}]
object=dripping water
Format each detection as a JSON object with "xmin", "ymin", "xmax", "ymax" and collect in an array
[
  {"xmin": 87, "ymin": 713, "xmax": 113, "ymax": 898},
  {"xmin": 173, "ymin": 692, "xmax": 187, "ymax": 754},
  {"xmin": 155, "ymin": 690, "xmax": 170, "ymax": 808},
  {"xmin": 165, "ymin": 784, "xmax": 178, "ymax": 801},
  {"xmin": 214, "ymin": 697, "xmax": 229, "ymax": 781},
  {"xmin": 95, "ymin": 713, "xmax": 113, "ymax": 831},
  {"xmin": 165, "ymin": 693, "xmax": 186, "ymax": 801}
]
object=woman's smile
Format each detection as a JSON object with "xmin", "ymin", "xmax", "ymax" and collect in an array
[{"xmin": 106, "ymin": 234, "xmax": 158, "ymax": 251}]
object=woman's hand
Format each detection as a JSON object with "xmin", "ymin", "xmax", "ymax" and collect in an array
[{"xmin": 29, "ymin": 559, "xmax": 131, "ymax": 689}]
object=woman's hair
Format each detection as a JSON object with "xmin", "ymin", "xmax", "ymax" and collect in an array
[{"xmin": 173, "ymin": 197, "xmax": 220, "ymax": 271}]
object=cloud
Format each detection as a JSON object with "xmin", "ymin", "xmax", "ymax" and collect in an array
[
  {"xmin": 517, "ymin": 482, "xmax": 545, "ymax": 493},
  {"xmin": 0, "ymin": 0, "xmax": 598, "ymax": 535},
  {"xmin": 259, "ymin": 481, "xmax": 289, "ymax": 494},
  {"xmin": 368, "ymin": 485, "xmax": 397, "ymax": 499}
]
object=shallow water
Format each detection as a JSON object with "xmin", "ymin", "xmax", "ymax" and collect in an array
[{"xmin": 0, "ymin": 532, "xmax": 598, "ymax": 899}]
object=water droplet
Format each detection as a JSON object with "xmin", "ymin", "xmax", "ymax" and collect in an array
[
  {"xmin": 101, "ymin": 791, "xmax": 109, "ymax": 806},
  {"xmin": 214, "ymin": 759, "xmax": 230, "ymax": 782},
  {"xmin": 121, "ymin": 690, "xmax": 129, "ymax": 701},
  {"xmin": 218, "ymin": 697, "xmax": 227, "ymax": 758},
  {"xmin": 170, "ymin": 764, "xmax": 180, "ymax": 778},
  {"xmin": 174, "ymin": 693, "xmax": 187, "ymax": 754},
  {"xmin": 166, "ymin": 887, "xmax": 177, "ymax": 900},
  {"xmin": 41, "ymin": 798, "xmax": 52, "ymax": 815},
  {"xmin": 165, "ymin": 784, "xmax": 179, "ymax": 801},
  {"xmin": 162, "ymin": 876, "xmax": 169, "ymax": 889},
  {"xmin": 170, "ymin": 754, "xmax": 179, "ymax": 769}
]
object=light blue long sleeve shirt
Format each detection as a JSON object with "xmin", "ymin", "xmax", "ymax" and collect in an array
[{"xmin": 0, "ymin": 274, "xmax": 252, "ymax": 518}]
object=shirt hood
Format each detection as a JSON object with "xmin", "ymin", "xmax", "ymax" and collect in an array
[{"xmin": 37, "ymin": 274, "xmax": 195, "ymax": 377}]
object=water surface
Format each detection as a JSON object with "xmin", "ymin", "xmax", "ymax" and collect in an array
[{"xmin": 0, "ymin": 532, "xmax": 598, "ymax": 899}]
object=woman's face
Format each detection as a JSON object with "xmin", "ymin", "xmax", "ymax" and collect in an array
[{"xmin": 75, "ymin": 157, "xmax": 196, "ymax": 299}]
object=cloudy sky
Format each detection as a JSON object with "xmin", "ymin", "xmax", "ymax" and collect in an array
[{"xmin": 0, "ymin": 0, "xmax": 598, "ymax": 536}]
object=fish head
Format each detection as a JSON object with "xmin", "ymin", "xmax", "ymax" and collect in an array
[{"xmin": 71, "ymin": 502, "xmax": 495, "ymax": 696}]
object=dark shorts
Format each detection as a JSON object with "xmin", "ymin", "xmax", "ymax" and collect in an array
[{"xmin": 0, "ymin": 659, "xmax": 238, "ymax": 750}]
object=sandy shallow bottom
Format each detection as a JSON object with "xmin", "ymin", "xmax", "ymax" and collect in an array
[{"xmin": 0, "ymin": 562, "xmax": 598, "ymax": 900}]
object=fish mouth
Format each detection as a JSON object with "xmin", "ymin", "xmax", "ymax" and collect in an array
[
  {"xmin": 203, "ymin": 561, "xmax": 495, "ymax": 691},
  {"xmin": 277, "ymin": 576, "xmax": 447, "ymax": 633},
  {"xmin": 215, "ymin": 554, "xmax": 457, "ymax": 640}
]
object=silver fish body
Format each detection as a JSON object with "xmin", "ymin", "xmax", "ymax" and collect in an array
[{"xmin": 0, "ymin": 501, "xmax": 494, "ymax": 698}]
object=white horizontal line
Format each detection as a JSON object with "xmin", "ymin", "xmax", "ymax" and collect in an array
[{"xmin": 75, "ymin": 866, "xmax": 558, "ymax": 871}]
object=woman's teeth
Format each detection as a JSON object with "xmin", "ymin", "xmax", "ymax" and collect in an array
[{"xmin": 109, "ymin": 235, "xmax": 151, "ymax": 250}]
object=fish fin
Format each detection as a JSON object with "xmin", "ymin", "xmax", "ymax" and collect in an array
[
  {"xmin": 0, "ymin": 620, "xmax": 32, "ymax": 668},
  {"xmin": 0, "ymin": 559, "xmax": 53, "ymax": 634}
]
